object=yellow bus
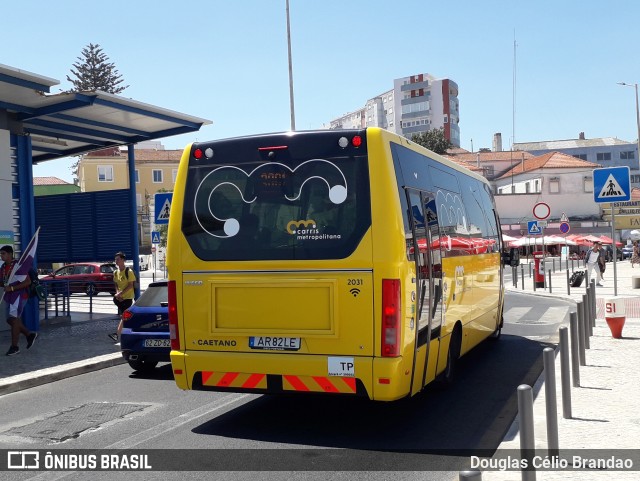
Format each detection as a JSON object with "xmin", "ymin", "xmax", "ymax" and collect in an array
[{"xmin": 167, "ymin": 128, "xmax": 518, "ymax": 401}]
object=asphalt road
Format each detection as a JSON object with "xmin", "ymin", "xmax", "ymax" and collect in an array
[{"xmin": 0, "ymin": 291, "xmax": 572, "ymax": 481}]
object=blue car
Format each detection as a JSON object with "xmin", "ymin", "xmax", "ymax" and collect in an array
[{"xmin": 120, "ymin": 280, "xmax": 169, "ymax": 372}]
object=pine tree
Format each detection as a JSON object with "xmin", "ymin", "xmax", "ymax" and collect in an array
[
  {"xmin": 66, "ymin": 43, "xmax": 128, "ymax": 94},
  {"xmin": 67, "ymin": 43, "xmax": 129, "ymax": 179}
]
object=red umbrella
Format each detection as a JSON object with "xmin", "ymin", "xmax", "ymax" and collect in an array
[{"xmin": 598, "ymin": 235, "xmax": 623, "ymax": 247}]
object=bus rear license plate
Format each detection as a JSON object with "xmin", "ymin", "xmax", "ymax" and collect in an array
[{"xmin": 249, "ymin": 337, "xmax": 301, "ymax": 351}]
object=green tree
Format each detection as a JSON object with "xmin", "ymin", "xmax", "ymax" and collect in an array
[
  {"xmin": 411, "ymin": 128, "xmax": 452, "ymax": 154},
  {"xmin": 66, "ymin": 43, "xmax": 129, "ymax": 94},
  {"xmin": 66, "ymin": 43, "xmax": 129, "ymax": 179}
]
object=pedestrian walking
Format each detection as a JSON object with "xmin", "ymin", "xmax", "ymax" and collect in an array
[
  {"xmin": 585, "ymin": 241, "xmax": 606, "ymax": 287},
  {"xmin": 631, "ymin": 241, "xmax": 640, "ymax": 268},
  {"xmin": 108, "ymin": 251, "xmax": 136, "ymax": 343},
  {"xmin": 1, "ymin": 245, "xmax": 37, "ymax": 355}
]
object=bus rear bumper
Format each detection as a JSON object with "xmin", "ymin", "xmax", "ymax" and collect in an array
[{"xmin": 170, "ymin": 350, "xmax": 409, "ymax": 401}]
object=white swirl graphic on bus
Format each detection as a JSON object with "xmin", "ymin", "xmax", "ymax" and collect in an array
[{"xmin": 193, "ymin": 159, "xmax": 348, "ymax": 238}]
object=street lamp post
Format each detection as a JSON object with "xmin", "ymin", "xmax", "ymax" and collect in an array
[
  {"xmin": 286, "ymin": 0, "xmax": 296, "ymax": 131},
  {"xmin": 618, "ymin": 82, "xmax": 640, "ymax": 171}
]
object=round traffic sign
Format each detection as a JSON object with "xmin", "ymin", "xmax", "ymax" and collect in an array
[
  {"xmin": 533, "ymin": 202, "xmax": 551, "ymax": 220},
  {"xmin": 559, "ymin": 222, "xmax": 570, "ymax": 234}
]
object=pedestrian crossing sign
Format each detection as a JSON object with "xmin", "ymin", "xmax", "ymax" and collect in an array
[
  {"xmin": 593, "ymin": 167, "xmax": 630, "ymax": 203},
  {"xmin": 151, "ymin": 231, "xmax": 161, "ymax": 244},
  {"xmin": 154, "ymin": 192, "xmax": 173, "ymax": 225},
  {"xmin": 527, "ymin": 220, "xmax": 542, "ymax": 235}
]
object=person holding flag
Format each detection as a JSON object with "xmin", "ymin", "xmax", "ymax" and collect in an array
[{"xmin": 1, "ymin": 229, "xmax": 40, "ymax": 355}]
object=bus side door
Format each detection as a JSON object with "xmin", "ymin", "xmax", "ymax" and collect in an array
[{"xmin": 406, "ymin": 189, "xmax": 443, "ymax": 394}]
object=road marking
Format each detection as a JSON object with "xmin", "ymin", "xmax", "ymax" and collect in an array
[
  {"xmin": 504, "ymin": 307, "xmax": 532, "ymax": 320},
  {"xmin": 506, "ymin": 306, "xmax": 569, "ymax": 325}
]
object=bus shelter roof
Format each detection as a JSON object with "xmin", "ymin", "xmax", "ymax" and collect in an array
[{"xmin": 0, "ymin": 63, "xmax": 211, "ymax": 163}]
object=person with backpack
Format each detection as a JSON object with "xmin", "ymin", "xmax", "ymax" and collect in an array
[
  {"xmin": 109, "ymin": 251, "xmax": 136, "ymax": 343},
  {"xmin": 0, "ymin": 245, "xmax": 37, "ymax": 355}
]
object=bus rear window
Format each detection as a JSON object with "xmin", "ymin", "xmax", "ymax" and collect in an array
[{"xmin": 181, "ymin": 131, "xmax": 372, "ymax": 261}]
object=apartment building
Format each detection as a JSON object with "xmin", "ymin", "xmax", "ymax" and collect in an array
[
  {"xmin": 77, "ymin": 141, "xmax": 182, "ymax": 251},
  {"xmin": 328, "ymin": 72, "xmax": 460, "ymax": 147}
]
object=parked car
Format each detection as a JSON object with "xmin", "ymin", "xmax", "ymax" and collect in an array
[
  {"xmin": 40, "ymin": 262, "xmax": 116, "ymax": 296},
  {"xmin": 601, "ymin": 245, "xmax": 623, "ymax": 262},
  {"xmin": 622, "ymin": 245, "xmax": 634, "ymax": 259},
  {"xmin": 124, "ymin": 256, "xmax": 149, "ymax": 271},
  {"xmin": 120, "ymin": 280, "xmax": 169, "ymax": 372}
]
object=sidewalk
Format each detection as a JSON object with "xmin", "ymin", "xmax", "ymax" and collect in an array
[
  {"xmin": 483, "ymin": 258, "xmax": 640, "ymax": 480},
  {"xmin": 0, "ymin": 311, "xmax": 125, "ymax": 396},
  {"xmin": 0, "ymin": 275, "xmax": 163, "ymax": 396}
]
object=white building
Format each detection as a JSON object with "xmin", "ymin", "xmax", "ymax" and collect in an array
[
  {"xmin": 493, "ymin": 151, "xmax": 602, "ymax": 230},
  {"xmin": 328, "ymin": 72, "xmax": 460, "ymax": 147}
]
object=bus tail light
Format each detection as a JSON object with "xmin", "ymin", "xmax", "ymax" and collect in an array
[
  {"xmin": 168, "ymin": 280, "xmax": 180, "ymax": 350},
  {"xmin": 381, "ymin": 279, "xmax": 401, "ymax": 357}
]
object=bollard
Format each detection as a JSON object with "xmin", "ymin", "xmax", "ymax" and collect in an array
[
  {"xmin": 569, "ymin": 311, "xmax": 580, "ymax": 387},
  {"xmin": 566, "ymin": 269, "xmax": 570, "ymax": 295},
  {"xmin": 459, "ymin": 471, "xmax": 482, "ymax": 481},
  {"xmin": 581, "ymin": 293, "xmax": 590, "ymax": 349},
  {"xmin": 547, "ymin": 269, "xmax": 552, "ymax": 293},
  {"xmin": 577, "ymin": 299, "xmax": 586, "ymax": 365},
  {"xmin": 590, "ymin": 281, "xmax": 596, "ymax": 329},
  {"xmin": 543, "ymin": 347, "xmax": 559, "ymax": 454},
  {"xmin": 559, "ymin": 327, "xmax": 572, "ymax": 419},
  {"xmin": 604, "ymin": 297, "xmax": 626, "ymax": 339},
  {"xmin": 517, "ymin": 385, "xmax": 536, "ymax": 481},
  {"xmin": 552, "ymin": 257, "xmax": 556, "ymax": 273},
  {"xmin": 521, "ymin": 264, "xmax": 525, "ymax": 290},
  {"xmin": 529, "ymin": 262, "xmax": 532, "ymax": 278},
  {"xmin": 513, "ymin": 266, "xmax": 518, "ymax": 287}
]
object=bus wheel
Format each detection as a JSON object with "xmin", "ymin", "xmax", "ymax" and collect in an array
[
  {"xmin": 440, "ymin": 326, "xmax": 461, "ymax": 386},
  {"xmin": 490, "ymin": 322, "xmax": 502, "ymax": 339},
  {"xmin": 491, "ymin": 313, "xmax": 504, "ymax": 340}
]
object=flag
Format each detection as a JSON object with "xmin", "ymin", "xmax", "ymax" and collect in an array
[{"xmin": 3, "ymin": 227, "xmax": 40, "ymax": 306}]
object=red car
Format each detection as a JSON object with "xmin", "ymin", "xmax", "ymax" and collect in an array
[{"xmin": 40, "ymin": 262, "xmax": 116, "ymax": 296}]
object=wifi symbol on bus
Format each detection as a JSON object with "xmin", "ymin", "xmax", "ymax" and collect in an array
[{"xmin": 350, "ymin": 288, "xmax": 361, "ymax": 297}]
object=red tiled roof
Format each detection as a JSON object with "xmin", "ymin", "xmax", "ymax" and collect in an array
[
  {"xmin": 84, "ymin": 149, "xmax": 182, "ymax": 161},
  {"xmin": 446, "ymin": 156, "xmax": 483, "ymax": 173},
  {"xmin": 445, "ymin": 150, "xmax": 535, "ymax": 163},
  {"xmin": 33, "ymin": 176, "xmax": 72, "ymax": 186},
  {"xmin": 496, "ymin": 151, "xmax": 600, "ymax": 179}
]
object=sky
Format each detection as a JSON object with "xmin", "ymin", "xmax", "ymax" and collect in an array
[{"xmin": 3, "ymin": 0, "xmax": 640, "ymax": 183}]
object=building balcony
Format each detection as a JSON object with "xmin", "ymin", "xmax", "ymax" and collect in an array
[{"xmin": 400, "ymin": 81, "xmax": 429, "ymax": 92}]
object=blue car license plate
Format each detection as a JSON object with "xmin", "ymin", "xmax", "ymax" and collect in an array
[{"xmin": 143, "ymin": 339, "xmax": 170, "ymax": 348}]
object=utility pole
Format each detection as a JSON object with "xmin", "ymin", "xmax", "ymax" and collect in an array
[{"xmin": 286, "ymin": 0, "xmax": 296, "ymax": 131}]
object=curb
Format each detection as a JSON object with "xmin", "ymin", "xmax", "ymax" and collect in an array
[{"xmin": 0, "ymin": 353, "xmax": 126, "ymax": 396}]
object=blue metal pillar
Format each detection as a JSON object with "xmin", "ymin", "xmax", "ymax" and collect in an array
[
  {"xmin": 15, "ymin": 134, "xmax": 38, "ymax": 331},
  {"xmin": 127, "ymin": 145, "xmax": 140, "ymax": 299}
]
